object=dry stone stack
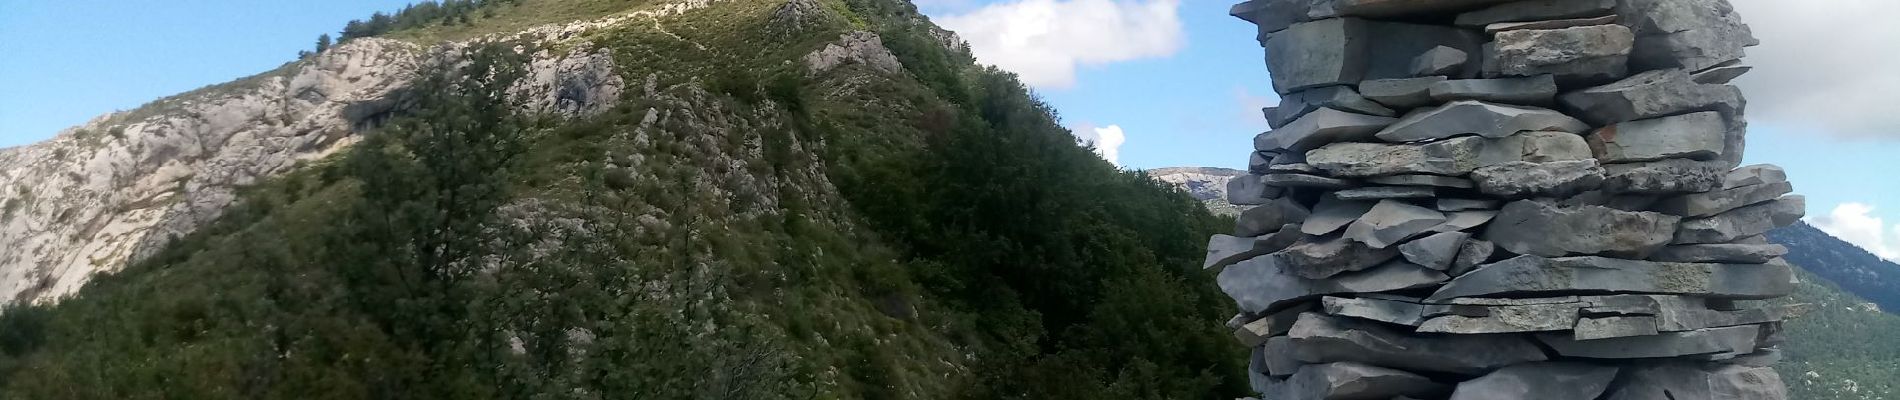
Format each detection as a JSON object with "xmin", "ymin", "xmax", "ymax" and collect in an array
[{"xmin": 1211, "ymin": 0, "xmax": 1802, "ymax": 398}]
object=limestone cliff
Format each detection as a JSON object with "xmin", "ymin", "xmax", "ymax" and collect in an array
[{"xmin": 0, "ymin": 10, "xmax": 654, "ymax": 304}]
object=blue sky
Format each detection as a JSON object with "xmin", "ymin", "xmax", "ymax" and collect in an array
[{"xmin": 1, "ymin": 0, "xmax": 1897, "ymax": 258}]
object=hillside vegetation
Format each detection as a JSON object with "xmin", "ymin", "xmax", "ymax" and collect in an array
[{"xmin": 0, "ymin": 0, "xmax": 1246, "ymax": 398}]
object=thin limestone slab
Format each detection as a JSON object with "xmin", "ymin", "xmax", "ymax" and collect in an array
[
  {"xmin": 1673, "ymin": 196, "xmax": 1805, "ymax": 244},
  {"xmin": 1219, "ymin": 255, "xmax": 1448, "ymax": 314},
  {"xmin": 1268, "ymin": 362, "xmax": 1450, "ymax": 400},
  {"xmin": 1536, "ymin": 324, "xmax": 1761, "ymax": 359},
  {"xmin": 1288, "ymin": 312, "xmax": 1549, "ymax": 376},
  {"xmin": 1494, "ymin": 24, "xmax": 1634, "ymax": 84},
  {"xmin": 1256, "ymin": 107, "xmax": 1400, "ymax": 153},
  {"xmin": 1204, "ymin": 225, "xmax": 1304, "ymax": 270},
  {"xmin": 1446, "ymin": 362, "xmax": 1620, "ymax": 400},
  {"xmin": 1343, "ymin": 200, "xmax": 1447, "ymax": 249},
  {"xmin": 1587, "ymin": 111, "xmax": 1728, "ymax": 163},
  {"xmin": 1429, "ymin": 255, "xmax": 1795, "ymax": 301},
  {"xmin": 1374, "ymin": 100, "xmax": 1588, "ymax": 142},
  {"xmin": 1429, "ymin": 75, "xmax": 1559, "ymax": 105}
]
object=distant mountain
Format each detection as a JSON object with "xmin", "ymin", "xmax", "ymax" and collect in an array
[
  {"xmin": 1146, "ymin": 167, "xmax": 1246, "ymax": 216},
  {"xmin": 1769, "ymin": 222, "xmax": 1900, "ymax": 313}
]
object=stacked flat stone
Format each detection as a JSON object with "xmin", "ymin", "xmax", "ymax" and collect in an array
[{"xmin": 1209, "ymin": 0, "xmax": 1804, "ymax": 399}]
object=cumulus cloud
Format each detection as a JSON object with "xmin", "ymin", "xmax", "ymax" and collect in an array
[
  {"xmin": 1072, "ymin": 124, "xmax": 1128, "ymax": 166},
  {"xmin": 1730, "ymin": 0, "xmax": 1900, "ymax": 138},
  {"xmin": 935, "ymin": 0, "xmax": 1184, "ymax": 88},
  {"xmin": 1810, "ymin": 202, "xmax": 1900, "ymax": 260}
]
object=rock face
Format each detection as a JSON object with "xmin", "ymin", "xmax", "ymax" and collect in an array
[
  {"xmin": 0, "ymin": 38, "xmax": 614, "ymax": 304},
  {"xmin": 1218, "ymin": 2, "xmax": 1796, "ymax": 398}
]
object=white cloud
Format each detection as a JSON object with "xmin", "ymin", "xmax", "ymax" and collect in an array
[
  {"xmin": 1810, "ymin": 202, "xmax": 1900, "ymax": 260},
  {"xmin": 935, "ymin": 0, "xmax": 1184, "ymax": 88},
  {"xmin": 1729, "ymin": 0, "xmax": 1900, "ymax": 138},
  {"xmin": 1072, "ymin": 124, "xmax": 1128, "ymax": 166}
]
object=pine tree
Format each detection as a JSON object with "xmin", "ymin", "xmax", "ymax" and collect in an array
[{"xmin": 315, "ymin": 34, "xmax": 332, "ymax": 54}]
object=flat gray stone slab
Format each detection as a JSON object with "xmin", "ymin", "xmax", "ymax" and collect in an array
[
  {"xmin": 1692, "ymin": 64, "xmax": 1753, "ymax": 84},
  {"xmin": 1401, "ymin": 231, "xmax": 1470, "ymax": 270},
  {"xmin": 1418, "ymin": 302, "xmax": 1582, "ymax": 334},
  {"xmin": 1269, "ymin": 362, "xmax": 1450, "ymax": 400},
  {"xmin": 1265, "ymin": 18, "xmax": 1368, "ymax": 94},
  {"xmin": 1361, "ymin": 76, "xmax": 1448, "ymax": 110},
  {"xmin": 1724, "ymin": 164, "xmax": 1788, "ymax": 189},
  {"xmin": 1289, "ymin": 312, "xmax": 1548, "ymax": 376},
  {"xmin": 1262, "ymin": 173, "xmax": 1357, "ymax": 189},
  {"xmin": 1485, "ymin": 15, "xmax": 1620, "ymax": 34},
  {"xmin": 1437, "ymin": 198, "xmax": 1499, "ymax": 211},
  {"xmin": 1278, "ymin": 235, "xmax": 1402, "ymax": 279},
  {"xmin": 1484, "ymin": 200, "xmax": 1679, "ymax": 258},
  {"xmin": 1654, "ymin": 181, "xmax": 1793, "ymax": 218},
  {"xmin": 1619, "ymin": 0, "xmax": 1758, "ymax": 71},
  {"xmin": 1204, "ymin": 225, "xmax": 1304, "ymax": 270},
  {"xmin": 1455, "ymin": 0, "xmax": 1615, "ymax": 26},
  {"xmin": 1573, "ymin": 315, "xmax": 1661, "ymax": 340},
  {"xmin": 1449, "ymin": 239, "xmax": 1496, "ymax": 277},
  {"xmin": 1335, "ymin": 185, "xmax": 1437, "ymax": 200},
  {"xmin": 1602, "ymin": 158, "xmax": 1726, "ymax": 194},
  {"xmin": 1429, "ymin": 210, "xmax": 1498, "ymax": 233},
  {"xmin": 1479, "ymin": 130, "xmax": 1594, "ymax": 165},
  {"xmin": 1322, "ymin": 296, "xmax": 1426, "ymax": 326},
  {"xmin": 1329, "ymin": 0, "xmax": 1518, "ymax": 18},
  {"xmin": 1411, "ymin": 45, "xmax": 1469, "ymax": 76},
  {"xmin": 1304, "ymin": 196, "xmax": 1378, "ymax": 235},
  {"xmin": 1494, "ymin": 24, "xmax": 1633, "ymax": 84},
  {"xmin": 1219, "ymin": 256, "xmax": 1448, "ymax": 314},
  {"xmin": 1236, "ymin": 197, "xmax": 1312, "ymax": 237},
  {"xmin": 1537, "ymin": 324, "xmax": 1761, "ymax": 359},
  {"xmin": 1605, "ymin": 362, "xmax": 1790, "ymax": 400},
  {"xmin": 1649, "ymin": 243, "xmax": 1788, "ymax": 264},
  {"xmin": 1429, "ymin": 75, "xmax": 1558, "ymax": 105},
  {"xmin": 1256, "ymin": 107, "xmax": 1400, "ymax": 153},
  {"xmin": 1430, "ymin": 255, "xmax": 1795, "ymax": 301},
  {"xmin": 1344, "ymin": 200, "xmax": 1447, "ymax": 249},
  {"xmin": 1226, "ymin": 174, "xmax": 1274, "ymax": 205},
  {"xmin": 1448, "ymin": 362, "xmax": 1620, "ymax": 400},
  {"xmin": 1587, "ymin": 111, "xmax": 1728, "ymax": 163},
  {"xmin": 1308, "ymin": 136, "xmax": 1486, "ymax": 177},
  {"xmin": 1266, "ymin": 85, "xmax": 1397, "ymax": 129},
  {"xmin": 1559, "ymin": 68, "xmax": 1743, "ymax": 125},
  {"xmin": 1234, "ymin": 302, "xmax": 1315, "ymax": 347},
  {"xmin": 1375, "ymin": 100, "xmax": 1587, "ymax": 142},
  {"xmin": 1261, "ymin": 337, "xmax": 1303, "ymax": 377},
  {"xmin": 1369, "ymin": 174, "xmax": 1475, "ymax": 188},
  {"xmin": 1674, "ymin": 196, "xmax": 1805, "ymax": 244},
  {"xmin": 1471, "ymin": 159, "xmax": 1606, "ymax": 199}
]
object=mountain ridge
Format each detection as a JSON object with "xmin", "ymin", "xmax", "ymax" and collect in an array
[{"xmin": 0, "ymin": 1, "xmax": 1248, "ymax": 397}]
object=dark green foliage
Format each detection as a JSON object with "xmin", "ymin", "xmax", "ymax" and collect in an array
[
  {"xmin": 0, "ymin": 0, "xmax": 1245, "ymax": 398},
  {"xmin": 316, "ymin": 34, "xmax": 332, "ymax": 54},
  {"xmin": 1764, "ymin": 223, "xmax": 1900, "ymax": 400},
  {"xmin": 1775, "ymin": 269, "xmax": 1900, "ymax": 400},
  {"xmin": 338, "ymin": 0, "xmax": 520, "ymax": 42}
]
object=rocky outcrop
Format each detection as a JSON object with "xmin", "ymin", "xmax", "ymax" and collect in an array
[
  {"xmin": 1219, "ymin": 1, "xmax": 1797, "ymax": 398},
  {"xmin": 0, "ymin": 6, "xmax": 744, "ymax": 304}
]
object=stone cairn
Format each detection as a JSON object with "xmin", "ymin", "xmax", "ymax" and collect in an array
[{"xmin": 1208, "ymin": 0, "xmax": 1806, "ymax": 398}]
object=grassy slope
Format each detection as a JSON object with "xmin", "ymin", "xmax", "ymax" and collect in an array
[{"xmin": 0, "ymin": 0, "xmax": 1245, "ymax": 398}]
